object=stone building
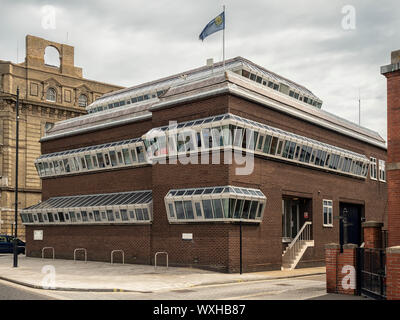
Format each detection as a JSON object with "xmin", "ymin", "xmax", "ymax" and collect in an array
[
  {"xmin": 0, "ymin": 35, "xmax": 123, "ymax": 238},
  {"xmin": 22, "ymin": 57, "xmax": 388, "ymax": 272}
]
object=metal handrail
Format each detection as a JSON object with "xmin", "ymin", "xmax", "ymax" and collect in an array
[
  {"xmin": 283, "ymin": 222, "xmax": 313, "ymax": 268},
  {"xmin": 111, "ymin": 250, "xmax": 125, "ymax": 264},
  {"xmin": 42, "ymin": 247, "xmax": 55, "ymax": 260},
  {"xmin": 73, "ymin": 248, "xmax": 87, "ymax": 263},
  {"xmin": 287, "ymin": 221, "xmax": 312, "ymax": 250},
  {"xmin": 154, "ymin": 251, "xmax": 168, "ymax": 270}
]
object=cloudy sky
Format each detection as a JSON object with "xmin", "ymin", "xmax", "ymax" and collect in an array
[{"xmin": 1, "ymin": 0, "xmax": 398, "ymax": 141}]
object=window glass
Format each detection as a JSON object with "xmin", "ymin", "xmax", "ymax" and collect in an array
[
  {"xmin": 212, "ymin": 199, "xmax": 224, "ymax": 219},
  {"xmin": 222, "ymin": 125, "xmax": 231, "ymax": 146},
  {"xmin": 174, "ymin": 201, "xmax": 185, "ymax": 219},
  {"xmin": 104, "ymin": 153, "xmax": 111, "ymax": 166},
  {"xmin": 241, "ymin": 200, "xmax": 252, "ymax": 219},
  {"xmin": 135, "ymin": 208, "xmax": 144, "ymax": 220},
  {"xmin": 221, "ymin": 198, "xmax": 229, "ymax": 218},
  {"xmin": 282, "ymin": 141, "xmax": 290, "ymax": 158},
  {"xmin": 269, "ymin": 137, "xmax": 279, "ymax": 155},
  {"xmin": 229, "ymin": 199, "xmax": 236, "ymax": 218},
  {"xmin": 94, "ymin": 210, "xmax": 101, "ymax": 221},
  {"xmin": 370, "ymin": 157, "xmax": 377, "ymax": 179},
  {"xmin": 183, "ymin": 201, "xmax": 194, "ymax": 219},
  {"xmin": 195, "ymin": 202, "xmax": 202, "ymax": 217},
  {"xmin": 130, "ymin": 149, "xmax": 137, "ymax": 162},
  {"xmin": 249, "ymin": 201, "xmax": 259, "ymax": 219},
  {"xmin": 122, "ymin": 149, "xmax": 132, "ymax": 164},
  {"xmin": 106, "ymin": 210, "xmax": 114, "ymax": 221},
  {"xmin": 202, "ymin": 200, "xmax": 214, "ymax": 219},
  {"xmin": 234, "ymin": 199, "xmax": 244, "ymax": 219},
  {"xmin": 233, "ymin": 127, "xmax": 244, "ymax": 147},
  {"xmin": 129, "ymin": 211, "xmax": 135, "ymax": 219},
  {"xmin": 58, "ymin": 212, "xmax": 65, "ymax": 222},
  {"xmin": 97, "ymin": 153, "xmax": 105, "ymax": 168},
  {"xmin": 257, "ymin": 203, "xmax": 264, "ymax": 218},
  {"xmin": 69, "ymin": 212, "xmax": 76, "ymax": 222},
  {"xmin": 379, "ymin": 159, "xmax": 386, "ymax": 182},
  {"xmin": 121, "ymin": 209, "xmax": 129, "ymax": 221},
  {"xmin": 84, "ymin": 155, "xmax": 93, "ymax": 169},
  {"xmin": 323, "ymin": 200, "xmax": 333, "ymax": 226},
  {"xmin": 257, "ymin": 135, "xmax": 265, "ymax": 150},
  {"xmin": 117, "ymin": 151, "xmax": 124, "ymax": 164},
  {"xmin": 136, "ymin": 146, "xmax": 145, "ymax": 162},
  {"xmin": 46, "ymin": 88, "xmax": 56, "ymax": 102},
  {"xmin": 168, "ymin": 203, "xmax": 175, "ymax": 218},
  {"xmin": 142, "ymin": 208, "xmax": 150, "ymax": 220},
  {"xmin": 81, "ymin": 211, "xmax": 88, "ymax": 222},
  {"xmin": 78, "ymin": 94, "xmax": 88, "ymax": 107},
  {"xmin": 92, "ymin": 155, "xmax": 98, "ymax": 168},
  {"xmin": 109, "ymin": 151, "xmax": 118, "ymax": 166}
]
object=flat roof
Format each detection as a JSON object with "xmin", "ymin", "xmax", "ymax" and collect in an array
[{"xmin": 43, "ymin": 66, "xmax": 385, "ymax": 149}]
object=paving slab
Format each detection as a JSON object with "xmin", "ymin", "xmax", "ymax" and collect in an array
[{"xmin": 0, "ymin": 254, "xmax": 325, "ymax": 292}]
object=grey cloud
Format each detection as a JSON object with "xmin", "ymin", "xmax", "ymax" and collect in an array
[{"xmin": 0, "ymin": 0, "xmax": 396, "ymax": 140}]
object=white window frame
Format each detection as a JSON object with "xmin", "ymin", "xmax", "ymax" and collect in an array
[
  {"xmin": 379, "ymin": 159, "xmax": 386, "ymax": 182},
  {"xmin": 323, "ymin": 199, "xmax": 333, "ymax": 227},
  {"xmin": 370, "ymin": 157, "xmax": 377, "ymax": 180}
]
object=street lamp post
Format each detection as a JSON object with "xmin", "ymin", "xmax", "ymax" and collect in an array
[
  {"xmin": 1, "ymin": 88, "xmax": 21, "ymax": 267},
  {"xmin": 13, "ymin": 87, "xmax": 20, "ymax": 268}
]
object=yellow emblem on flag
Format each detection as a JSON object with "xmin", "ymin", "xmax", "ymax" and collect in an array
[{"xmin": 215, "ymin": 15, "xmax": 223, "ymax": 26}]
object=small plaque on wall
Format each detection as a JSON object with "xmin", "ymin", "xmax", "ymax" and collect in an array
[
  {"xmin": 33, "ymin": 230, "xmax": 43, "ymax": 241},
  {"xmin": 64, "ymin": 89, "xmax": 71, "ymax": 103},
  {"xmin": 182, "ymin": 233, "xmax": 193, "ymax": 240},
  {"xmin": 30, "ymin": 83, "xmax": 38, "ymax": 96}
]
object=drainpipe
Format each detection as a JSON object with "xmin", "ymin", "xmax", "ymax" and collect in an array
[{"xmin": 239, "ymin": 220, "xmax": 242, "ymax": 274}]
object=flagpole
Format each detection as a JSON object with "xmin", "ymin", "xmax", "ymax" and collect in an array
[{"xmin": 223, "ymin": 4, "xmax": 225, "ymax": 69}]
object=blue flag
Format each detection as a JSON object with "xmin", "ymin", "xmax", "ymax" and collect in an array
[{"xmin": 199, "ymin": 12, "xmax": 225, "ymax": 41}]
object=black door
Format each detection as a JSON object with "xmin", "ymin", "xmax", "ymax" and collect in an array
[{"xmin": 340, "ymin": 203, "xmax": 362, "ymax": 246}]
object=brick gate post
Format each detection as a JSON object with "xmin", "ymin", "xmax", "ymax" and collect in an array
[
  {"xmin": 362, "ymin": 221, "xmax": 384, "ymax": 249},
  {"xmin": 386, "ymin": 246, "xmax": 400, "ymax": 300}
]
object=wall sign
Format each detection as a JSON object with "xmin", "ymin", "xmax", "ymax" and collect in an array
[
  {"xmin": 182, "ymin": 233, "xmax": 193, "ymax": 240},
  {"xmin": 34, "ymin": 230, "xmax": 43, "ymax": 241}
]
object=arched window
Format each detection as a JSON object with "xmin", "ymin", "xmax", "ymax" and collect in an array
[
  {"xmin": 46, "ymin": 88, "xmax": 56, "ymax": 102},
  {"xmin": 78, "ymin": 94, "xmax": 88, "ymax": 107},
  {"xmin": 44, "ymin": 46, "xmax": 60, "ymax": 68}
]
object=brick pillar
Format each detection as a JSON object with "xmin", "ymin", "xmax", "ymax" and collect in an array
[
  {"xmin": 381, "ymin": 50, "xmax": 400, "ymax": 247},
  {"xmin": 337, "ymin": 244, "xmax": 358, "ymax": 295},
  {"xmin": 386, "ymin": 246, "xmax": 400, "ymax": 300},
  {"xmin": 362, "ymin": 221, "xmax": 383, "ymax": 249},
  {"xmin": 325, "ymin": 243, "xmax": 340, "ymax": 293}
]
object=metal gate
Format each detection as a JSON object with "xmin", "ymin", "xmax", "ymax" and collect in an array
[{"xmin": 356, "ymin": 248, "xmax": 386, "ymax": 300}]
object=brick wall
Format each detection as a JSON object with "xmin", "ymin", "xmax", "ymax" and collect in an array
[
  {"xmin": 26, "ymin": 92, "xmax": 388, "ymax": 272},
  {"xmin": 325, "ymin": 243, "xmax": 357, "ymax": 295},
  {"xmin": 386, "ymin": 246, "xmax": 400, "ymax": 300},
  {"xmin": 384, "ymin": 71, "xmax": 400, "ymax": 247}
]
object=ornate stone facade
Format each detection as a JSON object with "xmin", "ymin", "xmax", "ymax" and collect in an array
[{"xmin": 0, "ymin": 35, "xmax": 123, "ymax": 238}]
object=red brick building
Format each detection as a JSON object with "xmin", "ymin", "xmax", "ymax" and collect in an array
[
  {"xmin": 21, "ymin": 57, "xmax": 387, "ymax": 272},
  {"xmin": 381, "ymin": 50, "xmax": 400, "ymax": 248}
]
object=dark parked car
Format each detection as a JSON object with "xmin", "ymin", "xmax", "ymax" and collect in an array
[{"xmin": 0, "ymin": 235, "xmax": 25, "ymax": 254}]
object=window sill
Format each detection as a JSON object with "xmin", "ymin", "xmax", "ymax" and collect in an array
[{"xmin": 323, "ymin": 224, "xmax": 333, "ymax": 228}]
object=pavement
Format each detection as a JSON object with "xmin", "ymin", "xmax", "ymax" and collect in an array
[{"xmin": 0, "ymin": 254, "xmax": 326, "ymax": 293}]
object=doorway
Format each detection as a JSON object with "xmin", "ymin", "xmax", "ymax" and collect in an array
[
  {"xmin": 282, "ymin": 197, "xmax": 312, "ymax": 243},
  {"xmin": 339, "ymin": 202, "xmax": 363, "ymax": 246}
]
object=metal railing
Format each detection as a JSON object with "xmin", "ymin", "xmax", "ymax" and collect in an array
[
  {"xmin": 42, "ymin": 247, "xmax": 55, "ymax": 260},
  {"xmin": 154, "ymin": 251, "xmax": 168, "ymax": 271},
  {"xmin": 282, "ymin": 222, "xmax": 312, "ymax": 268},
  {"xmin": 111, "ymin": 250, "xmax": 125, "ymax": 264},
  {"xmin": 73, "ymin": 248, "xmax": 87, "ymax": 263}
]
